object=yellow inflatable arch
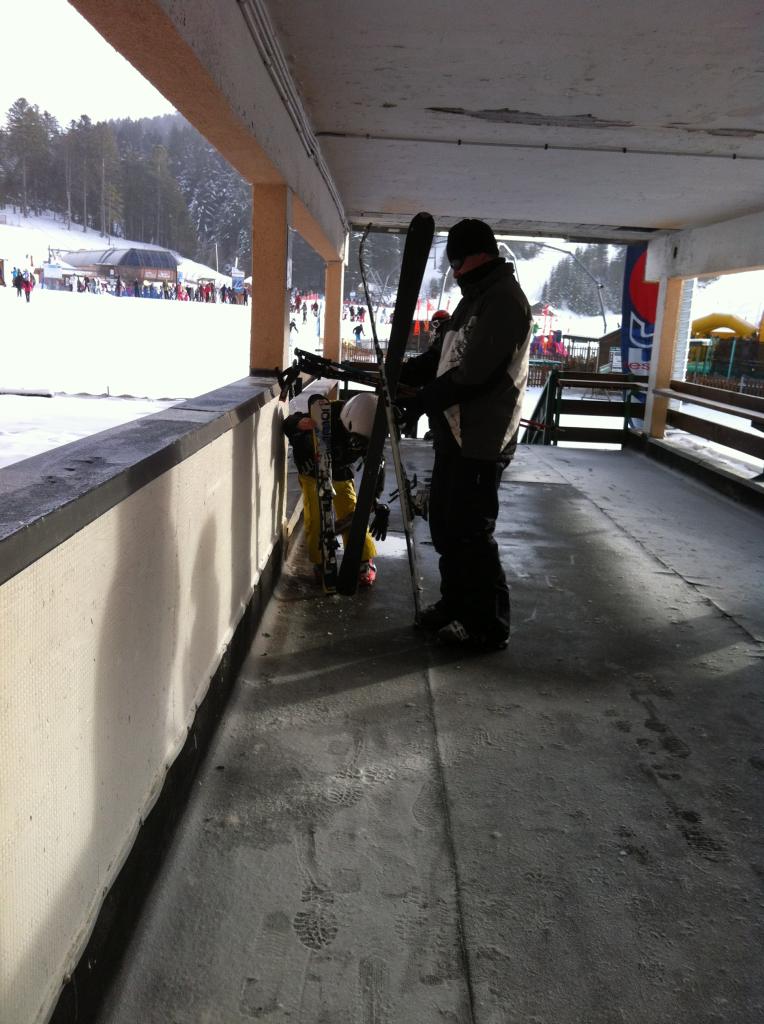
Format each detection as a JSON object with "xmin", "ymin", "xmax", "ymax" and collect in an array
[{"xmin": 691, "ymin": 312, "xmax": 760, "ymax": 340}]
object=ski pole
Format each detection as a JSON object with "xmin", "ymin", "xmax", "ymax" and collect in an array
[{"xmin": 359, "ymin": 224, "xmax": 423, "ymax": 622}]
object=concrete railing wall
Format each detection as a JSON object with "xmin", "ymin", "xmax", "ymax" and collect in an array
[{"xmin": 0, "ymin": 380, "xmax": 286, "ymax": 1024}]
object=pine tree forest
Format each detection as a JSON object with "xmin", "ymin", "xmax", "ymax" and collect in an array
[
  {"xmin": 0, "ymin": 99, "xmax": 251, "ymax": 276},
  {"xmin": 0, "ymin": 98, "xmax": 627, "ymax": 312},
  {"xmin": 539, "ymin": 243, "xmax": 626, "ymax": 317}
]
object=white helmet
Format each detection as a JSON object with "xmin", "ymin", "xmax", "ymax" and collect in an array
[{"xmin": 340, "ymin": 393, "xmax": 378, "ymax": 439}]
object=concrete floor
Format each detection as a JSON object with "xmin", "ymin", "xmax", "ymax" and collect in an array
[{"xmin": 96, "ymin": 444, "xmax": 763, "ymax": 1024}]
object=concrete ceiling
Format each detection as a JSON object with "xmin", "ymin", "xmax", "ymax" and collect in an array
[{"xmin": 264, "ymin": 0, "xmax": 764, "ymax": 243}]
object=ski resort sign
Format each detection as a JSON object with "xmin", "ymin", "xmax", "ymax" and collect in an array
[{"xmin": 620, "ymin": 244, "xmax": 659, "ymax": 376}]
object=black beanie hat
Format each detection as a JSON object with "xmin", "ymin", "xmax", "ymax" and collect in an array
[{"xmin": 446, "ymin": 219, "xmax": 499, "ymax": 263}]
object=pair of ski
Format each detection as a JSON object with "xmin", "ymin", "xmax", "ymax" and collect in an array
[
  {"xmin": 304, "ymin": 212, "xmax": 435, "ymax": 622},
  {"xmin": 309, "ymin": 394, "xmax": 340, "ymax": 592}
]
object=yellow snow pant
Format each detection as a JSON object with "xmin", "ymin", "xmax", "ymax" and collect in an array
[{"xmin": 299, "ymin": 474, "xmax": 376, "ymax": 566}]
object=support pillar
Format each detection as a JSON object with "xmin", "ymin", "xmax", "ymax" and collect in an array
[
  {"xmin": 323, "ymin": 259, "xmax": 344, "ymax": 362},
  {"xmin": 250, "ymin": 184, "xmax": 291, "ymax": 374},
  {"xmin": 644, "ymin": 276, "xmax": 684, "ymax": 438}
]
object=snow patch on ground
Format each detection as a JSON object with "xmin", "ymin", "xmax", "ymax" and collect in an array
[{"xmin": 0, "ymin": 393, "xmax": 177, "ymax": 469}]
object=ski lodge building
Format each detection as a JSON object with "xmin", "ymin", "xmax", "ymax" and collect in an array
[
  {"xmin": 61, "ymin": 246, "xmax": 179, "ymax": 285},
  {"xmin": 3, "ymin": 3, "xmax": 762, "ymax": 1023}
]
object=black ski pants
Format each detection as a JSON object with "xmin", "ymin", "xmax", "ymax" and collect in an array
[{"xmin": 428, "ymin": 437, "xmax": 511, "ymax": 641}]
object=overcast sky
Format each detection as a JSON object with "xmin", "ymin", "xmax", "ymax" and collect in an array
[{"xmin": 1, "ymin": 0, "xmax": 176, "ymax": 126}]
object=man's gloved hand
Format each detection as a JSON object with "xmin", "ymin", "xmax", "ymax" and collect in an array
[
  {"xmin": 369, "ymin": 502, "xmax": 390, "ymax": 541},
  {"xmin": 395, "ymin": 391, "xmax": 425, "ymax": 435}
]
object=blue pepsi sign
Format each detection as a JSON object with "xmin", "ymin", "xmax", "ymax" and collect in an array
[{"xmin": 621, "ymin": 243, "xmax": 659, "ymax": 377}]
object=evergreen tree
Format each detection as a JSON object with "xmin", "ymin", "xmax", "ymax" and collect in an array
[
  {"xmin": 69, "ymin": 114, "xmax": 100, "ymax": 231},
  {"xmin": 38, "ymin": 109, "xmax": 62, "ymax": 213},
  {"xmin": 121, "ymin": 150, "xmax": 153, "ymax": 242},
  {"xmin": 93, "ymin": 122, "xmax": 121, "ymax": 237},
  {"xmin": 540, "ymin": 244, "xmax": 626, "ymax": 318},
  {"xmin": 3, "ymin": 98, "xmax": 52, "ymax": 216},
  {"xmin": 166, "ymin": 120, "xmax": 251, "ymax": 271},
  {"xmin": 58, "ymin": 120, "xmax": 77, "ymax": 228}
]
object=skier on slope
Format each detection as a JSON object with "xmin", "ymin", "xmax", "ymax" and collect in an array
[
  {"xmin": 21, "ymin": 271, "xmax": 35, "ymax": 303},
  {"xmin": 282, "ymin": 392, "xmax": 389, "ymax": 588}
]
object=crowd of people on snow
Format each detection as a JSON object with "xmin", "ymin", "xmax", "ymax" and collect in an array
[
  {"xmin": 290, "ymin": 291, "xmax": 321, "ymax": 324},
  {"xmin": 345, "ymin": 302, "xmax": 394, "ymax": 326},
  {"xmin": 7, "ymin": 268, "xmax": 249, "ymax": 305},
  {"xmin": 107, "ymin": 275, "xmax": 249, "ymax": 304},
  {"xmin": 344, "ymin": 303, "xmax": 366, "ymax": 323},
  {"xmin": 287, "ymin": 291, "xmax": 396, "ymax": 345}
]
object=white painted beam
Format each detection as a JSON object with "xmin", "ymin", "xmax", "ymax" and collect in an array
[
  {"xmin": 646, "ymin": 210, "xmax": 764, "ymax": 281},
  {"xmin": 158, "ymin": 0, "xmax": 346, "ymax": 255}
]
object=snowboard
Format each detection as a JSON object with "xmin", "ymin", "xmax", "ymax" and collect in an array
[
  {"xmin": 336, "ymin": 212, "xmax": 435, "ymax": 600},
  {"xmin": 310, "ymin": 395, "xmax": 338, "ymax": 593}
]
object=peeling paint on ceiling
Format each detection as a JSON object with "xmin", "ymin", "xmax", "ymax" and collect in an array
[
  {"xmin": 428, "ymin": 107, "xmax": 633, "ymax": 129},
  {"xmin": 260, "ymin": 1, "xmax": 764, "ymax": 240},
  {"xmin": 429, "ymin": 107, "xmax": 764, "ymax": 139}
]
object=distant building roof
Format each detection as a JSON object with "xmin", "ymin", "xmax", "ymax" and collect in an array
[
  {"xmin": 600, "ymin": 329, "xmax": 621, "ymax": 345},
  {"xmin": 62, "ymin": 248, "xmax": 179, "ymax": 270}
]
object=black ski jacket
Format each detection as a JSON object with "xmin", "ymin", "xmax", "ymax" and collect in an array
[
  {"xmin": 283, "ymin": 403, "xmax": 355, "ymax": 480},
  {"xmin": 401, "ymin": 259, "xmax": 531, "ymax": 461}
]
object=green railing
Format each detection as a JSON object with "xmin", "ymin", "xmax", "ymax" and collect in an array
[{"xmin": 523, "ymin": 370, "xmax": 646, "ymax": 446}]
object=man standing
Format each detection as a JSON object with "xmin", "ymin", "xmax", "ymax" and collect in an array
[{"xmin": 399, "ymin": 219, "xmax": 531, "ymax": 651}]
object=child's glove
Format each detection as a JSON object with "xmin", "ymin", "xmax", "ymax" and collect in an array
[{"xmin": 369, "ymin": 502, "xmax": 390, "ymax": 541}]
